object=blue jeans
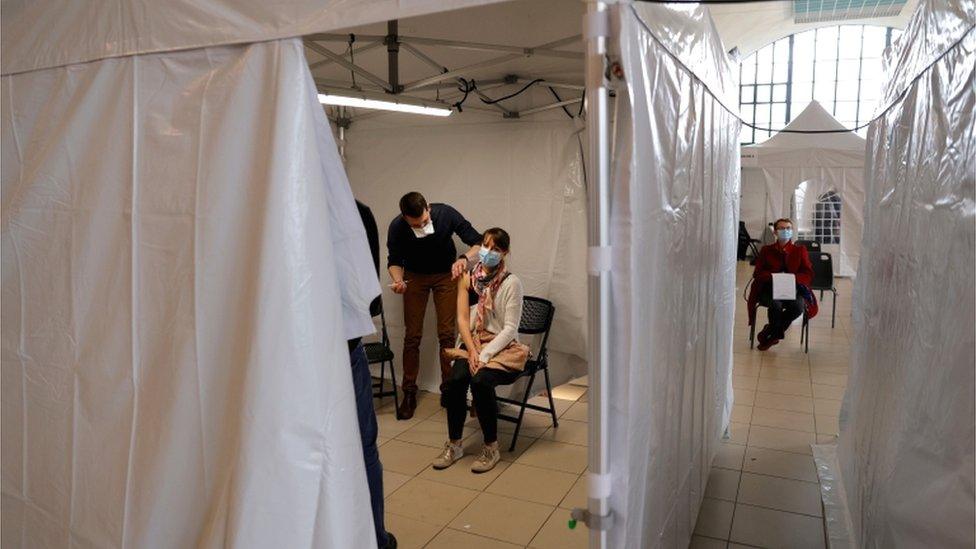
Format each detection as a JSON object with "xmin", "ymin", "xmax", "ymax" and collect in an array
[{"xmin": 350, "ymin": 343, "xmax": 389, "ymax": 547}]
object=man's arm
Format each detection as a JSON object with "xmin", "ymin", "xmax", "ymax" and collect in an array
[
  {"xmin": 752, "ymin": 247, "xmax": 772, "ymax": 283},
  {"xmin": 450, "ymin": 206, "xmax": 482, "ymax": 279},
  {"xmin": 795, "ymin": 247, "xmax": 815, "ymax": 287},
  {"xmin": 387, "ymin": 224, "xmax": 408, "ymax": 294}
]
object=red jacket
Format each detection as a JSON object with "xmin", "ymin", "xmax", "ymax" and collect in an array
[{"xmin": 746, "ymin": 242, "xmax": 818, "ymax": 325}]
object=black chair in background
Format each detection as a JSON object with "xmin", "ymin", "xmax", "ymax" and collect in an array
[
  {"xmin": 809, "ymin": 251, "xmax": 838, "ymax": 328},
  {"xmin": 738, "ymin": 222, "xmax": 761, "ymax": 263},
  {"xmin": 365, "ymin": 298, "xmax": 399, "ymax": 409},
  {"xmin": 495, "ymin": 296, "xmax": 559, "ymax": 452},
  {"xmin": 796, "ymin": 239, "xmax": 821, "ymax": 252}
]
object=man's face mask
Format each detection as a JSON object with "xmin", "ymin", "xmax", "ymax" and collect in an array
[
  {"xmin": 777, "ymin": 228, "xmax": 794, "ymax": 242},
  {"xmin": 411, "ymin": 215, "xmax": 434, "ymax": 238}
]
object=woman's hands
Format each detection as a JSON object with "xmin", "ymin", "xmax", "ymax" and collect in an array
[{"xmin": 468, "ymin": 350, "xmax": 482, "ymax": 375}]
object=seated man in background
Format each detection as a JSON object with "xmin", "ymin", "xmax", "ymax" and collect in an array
[{"xmin": 747, "ymin": 218, "xmax": 817, "ymax": 350}]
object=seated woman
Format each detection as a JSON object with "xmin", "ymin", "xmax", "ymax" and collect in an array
[
  {"xmin": 747, "ymin": 217, "xmax": 817, "ymax": 350},
  {"xmin": 432, "ymin": 227, "xmax": 528, "ymax": 474}
]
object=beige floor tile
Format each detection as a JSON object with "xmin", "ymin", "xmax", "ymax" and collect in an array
[
  {"xmin": 812, "ymin": 383, "xmax": 846, "ymax": 401},
  {"xmin": 704, "ymin": 467, "xmax": 741, "ymax": 501},
  {"xmin": 731, "ymin": 404, "xmax": 753, "ymax": 423},
  {"xmin": 495, "ymin": 413, "xmax": 557, "ymax": 438},
  {"xmin": 563, "ymin": 401, "xmax": 588, "ymax": 423},
  {"xmin": 815, "ymin": 414, "xmax": 839, "ymax": 435},
  {"xmin": 486, "ymin": 463, "xmax": 577, "ymax": 506},
  {"xmin": 559, "ymin": 474, "xmax": 587, "ymax": 510},
  {"xmin": 690, "ymin": 535, "xmax": 728, "ymax": 548},
  {"xmin": 759, "ymin": 365, "xmax": 811, "ymax": 382},
  {"xmin": 813, "ymin": 398, "xmax": 842, "ymax": 416},
  {"xmin": 380, "ymin": 440, "xmax": 443, "ymax": 476},
  {"xmin": 742, "ymin": 446, "xmax": 818, "ymax": 482},
  {"xmin": 516, "ymin": 440, "xmax": 588, "ymax": 474},
  {"xmin": 383, "ymin": 470, "xmax": 413, "ymax": 497},
  {"xmin": 526, "ymin": 396, "xmax": 575, "ymax": 418},
  {"xmin": 733, "ymin": 375, "xmax": 759, "ymax": 391},
  {"xmin": 734, "ymin": 389, "xmax": 756, "ymax": 406},
  {"xmin": 461, "ymin": 432, "xmax": 538, "ymax": 462},
  {"xmin": 419, "ymin": 456, "xmax": 511, "ymax": 491},
  {"xmin": 714, "ymin": 443, "xmax": 746, "ymax": 470},
  {"xmin": 377, "ymin": 436, "xmax": 392, "ymax": 447},
  {"xmin": 377, "ymin": 406, "xmax": 424, "ymax": 438},
  {"xmin": 385, "ymin": 477, "xmax": 479, "ymax": 526},
  {"xmin": 383, "ymin": 513, "xmax": 441, "ymax": 549},
  {"xmin": 750, "ymin": 407, "xmax": 816, "ymax": 433},
  {"xmin": 754, "ymin": 391, "xmax": 815, "ymax": 414},
  {"xmin": 761, "ymin": 353, "xmax": 808, "ymax": 367},
  {"xmin": 747, "ymin": 425, "xmax": 816, "ymax": 455},
  {"xmin": 730, "ymin": 504, "xmax": 825, "ymax": 549},
  {"xmin": 529, "ymin": 509, "xmax": 588, "ymax": 549},
  {"xmin": 396, "ymin": 418, "xmax": 475, "ymax": 448},
  {"xmin": 552, "ymin": 384, "xmax": 588, "ymax": 401},
  {"xmin": 413, "ymin": 392, "xmax": 447, "ymax": 420},
  {"xmin": 694, "ymin": 498, "xmax": 734, "ymax": 539},
  {"xmin": 737, "ymin": 472, "xmax": 823, "ymax": 516},
  {"xmin": 578, "ymin": 391, "xmax": 589, "ymax": 403},
  {"xmin": 756, "ymin": 378, "xmax": 813, "ymax": 397},
  {"xmin": 450, "ymin": 492, "xmax": 554, "ymax": 546},
  {"xmin": 817, "ymin": 434, "xmax": 838, "ymax": 444},
  {"xmin": 732, "ymin": 363, "xmax": 762, "ymax": 377},
  {"xmin": 726, "ymin": 422, "xmax": 750, "ymax": 445},
  {"xmin": 426, "ymin": 528, "xmax": 522, "ymax": 549},
  {"xmin": 809, "ymin": 364, "xmax": 849, "ymax": 377},
  {"xmin": 542, "ymin": 418, "xmax": 588, "ymax": 446}
]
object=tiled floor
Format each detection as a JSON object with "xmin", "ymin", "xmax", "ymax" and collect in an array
[
  {"xmin": 691, "ymin": 262, "xmax": 852, "ymax": 549},
  {"xmin": 377, "ymin": 261, "xmax": 851, "ymax": 548}
]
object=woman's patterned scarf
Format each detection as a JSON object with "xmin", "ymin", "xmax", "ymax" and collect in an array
[{"xmin": 471, "ymin": 260, "xmax": 508, "ymax": 333}]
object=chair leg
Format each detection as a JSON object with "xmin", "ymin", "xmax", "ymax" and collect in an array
[
  {"xmin": 543, "ymin": 367, "xmax": 559, "ymax": 428},
  {"xmin": 804, "ymin": 316, "xmax": 810, "ymax": 354},
  {"xmin": 749, "ymin": 322, "xmax": 756, "ymax": 349},
  {"xmin": 378, "ymin": 359, "xmax": 386, "ymax": 402},
  {"xmin": 510, "ymin": 372, "xmax": 537, "ymax": 452},
  {"xmin": 831, "ymin": 289, "xmax": 837, "ymax": 329}
]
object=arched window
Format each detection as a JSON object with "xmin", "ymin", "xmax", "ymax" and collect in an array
[
  {"xmin": 791, "ymin": 184, "xmax": 841, "ymax": 245},
  {"xmin": 739, "ymin": 25, "xmax": 902, "ymax": 145}
]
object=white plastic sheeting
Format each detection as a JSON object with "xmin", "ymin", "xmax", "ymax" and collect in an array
[
  {"xmin": 0, "ymin": 0, "xmax": 504, "ymax": 76},
  {"xmin": 607, "ymin": 3, "xmax": 739, "ymax": 547},
  {"xmin": 343, "ymin": 118, "xmax": 588, "ymax": 392},
  {"xmin": 1, "ymin": 39, "xmax": 377, "ymax": 548},
  {"xmin": 740, "ymin": 101, "xmax": 866, "ymax": 276},
  {"xmin": 829, "ymin": 0, "xmax": 976, "ymax": 546}
]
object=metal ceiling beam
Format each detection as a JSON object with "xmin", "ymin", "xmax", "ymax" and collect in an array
[
  {"xmin": 303, "ymin": 41, "xmax": 391, "ymax": 92},
  {"xmin": 519, "ymin": 97, "xmax": 583, "ymax": 117},
  {"xmin": 401, "ymin": 35, "xmax": 583, "ymax": 93},
  {"xmin": 516, "ymin": 77, "xmax": 585, "ymax": 91},
  {"xmin": 306, "ymin": 33, "xmax": 583, "ymax": 60},
  {"xmin": 400, "ymin": 44, "xmax": 514, "ymax": 116},
  {"xmin": 308, "ymin": 41, "xmax": 383, "ymax": 70}
]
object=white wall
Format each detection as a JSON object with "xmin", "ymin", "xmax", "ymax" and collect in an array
[{"xmin": 343, "ymin": 114, "xmax": 589, "ymax": 393}]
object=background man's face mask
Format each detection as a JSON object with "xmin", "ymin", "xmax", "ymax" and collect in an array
[
  {"xmin": 777, "ymin": 228, "xmax": 794, "ymax": 242},
  {"xmin": 412, "ymin": 218, "xmax": 434, "ymax": 238},
  {"xmin": 479, "ymin": 248, "xmax": 503, "ymax": 267}
]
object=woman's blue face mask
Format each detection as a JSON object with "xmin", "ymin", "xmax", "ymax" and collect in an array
[
  {"xmin": 479, "ymin": 247, "xmax": 503, "ymax": 267},
  {"xmin": 777, "ymin": 228, "xmax": 794, "ymax": 242}
]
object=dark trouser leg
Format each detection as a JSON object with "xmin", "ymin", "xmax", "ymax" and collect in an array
[
  {"xmin": 768, "ymin": 297, "xmax": 804, "ymax": 339},
  {"xmin": 350, "ymin": 343, "xmax": 389, "ymax": 547},
  {"xmin": 432, "ymin": 273, "xmax": 459, "ymax": 388},
  {"xmin": 446, "ymin": 360, "xmax": 473, "ymax": 440},
  {"xmin": 401, "ymin": 272, "xmax": 432, "ymax": 393},
  {"xmin": 470, "ymin": 368, "xmax": 522, "ymax": 444}
]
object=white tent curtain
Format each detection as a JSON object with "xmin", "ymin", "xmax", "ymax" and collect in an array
[
  {"xmin": 828, "ymin": 0, "xmax": 975, "ymax": 546},
  {"xmin": 740, "ymin": 102, "xmax": 866, "ymax": 276},
  {"xmin": 1, "ymin": 39, "xmax": 377, "ymax": 548},
  {"xmin": 343, "ymin": 117, "xmax": 588, "ymax": 393},
  {"xmin": 607, "ymin": 4, "xmax": 739, "ymax": 547}
]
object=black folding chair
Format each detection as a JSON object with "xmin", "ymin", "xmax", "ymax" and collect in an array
[
  {"xmin": 809, "ymin": 251, "xmax": 838, "ymax": 328},
  {"xmin": 494, "ymin": 296, "xmax": 559, "ymax": 451},
  {"xmin": 738, "ymin": 221, "xmax": 761, "ymax": 263},
  {"xmin": 364, "ymin": 298, "xmax": 399, "ymax": 409},
  {"xmin": 747, "ymin": 279, "xmax": 811, "ymax": 354}
]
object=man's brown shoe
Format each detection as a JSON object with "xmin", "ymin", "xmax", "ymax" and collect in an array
[{"xmin": 397, "ymin": 391, "xmax": 417, "ymax": 420}]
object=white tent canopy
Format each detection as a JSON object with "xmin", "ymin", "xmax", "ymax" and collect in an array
[{"xmin": 740, "ymin": 101, "xmax": 866, "ymax": 276}]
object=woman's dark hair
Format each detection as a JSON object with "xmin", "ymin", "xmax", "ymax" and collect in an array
[
  {"xmin": 399, "ymin": 192, "xmax": 428, "ymax": 218},
  {"xmin": 482, "ymin": 227, "xmax": 510, "ymax": 252}
]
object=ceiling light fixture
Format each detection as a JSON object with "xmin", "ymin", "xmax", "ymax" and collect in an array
[{"xmin": 317, "ymin": 90, "xmax": 453, "ymax": 117}]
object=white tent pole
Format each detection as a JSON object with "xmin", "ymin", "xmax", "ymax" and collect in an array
[
  {"xmin": 309, "ymin": 41, "xmax": 383, "ymax": 70},
  {"xmin": 581, "ymin": 1, "xmax": 612, "ymax": 547},
  {"xmin": 519, "ymin": 98, "xmax": 582, "ymax": 117}
]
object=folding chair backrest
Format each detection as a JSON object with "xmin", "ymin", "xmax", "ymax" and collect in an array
[
  {"xmin": 519, "ymin": 296, "xmax": 555, "ymax": 357},
  {"xmin": 797, "ymin": 239, "xmax": 821, "ymax": 252},
  {"xmin": 809, "ymin": 251, "xmax": 834, "ymax": 290}
]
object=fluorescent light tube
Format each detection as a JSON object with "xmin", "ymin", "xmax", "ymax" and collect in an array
[{"xmin": 318, "ymin": 92, "xmax": 453, "ymax": 117}]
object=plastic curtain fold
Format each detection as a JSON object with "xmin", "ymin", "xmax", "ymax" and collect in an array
[
  {"xmin": 1, "ymin": 39, "xmax": 376, "ymax": 548},
  {"xmin": 607, "ymin": 4, "xmax": 739, "ymax": 547},
  {"xmin": 343, "ymin": 119, "xmax": 588, "ymax": 392},
  {"xmin": 831, "ymin": 0, "xmax": 976, "ymax": 546}
]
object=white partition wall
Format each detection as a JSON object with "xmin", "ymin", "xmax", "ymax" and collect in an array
[
  {"xmin": 605, "ymin": 4, "xmax": 740, "ymax": 547},
  {"xmin": 1, "ymin": 39, "xmax": 376, "ymax": 548},
  {"xmin": 830, "ymin": 0, "xmax": 976, "ymax": 546}
]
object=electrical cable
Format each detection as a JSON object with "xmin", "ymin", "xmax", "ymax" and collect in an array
[
  {"xmin": 347, "ymin": 34, "xmax": 357, "ymax": 89},
  {"xmin": 480, "ymin": 78, "xmax": 545, "ymax": 104},
  {"xmin": 627, "ymin": 4, "xmax": 976, "ymax": 134},
  {"xmin": 454, "ymin": 78, "xmax": 476, "ymax": 112},
  {"xmin": 548, "ymin": 86, "xmax": 576, "ymax": 119}
]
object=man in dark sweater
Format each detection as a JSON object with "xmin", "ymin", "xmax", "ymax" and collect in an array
[{"xmin": 387, "ymin": 192, "xmax": 482, "ymax": 419}]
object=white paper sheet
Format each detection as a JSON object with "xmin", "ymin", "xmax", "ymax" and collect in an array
[{"xmin": 772, "ymin": 273, "xmax": 797, "ymax": 300}]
